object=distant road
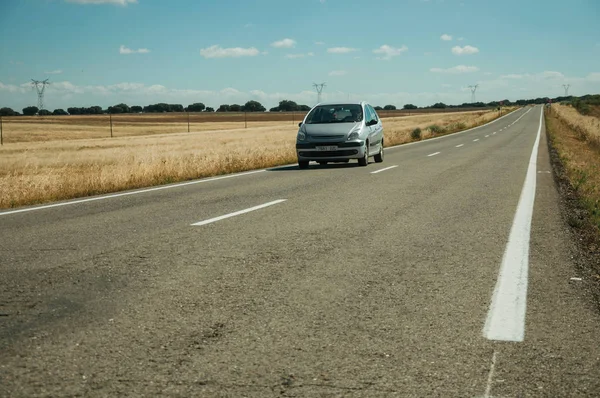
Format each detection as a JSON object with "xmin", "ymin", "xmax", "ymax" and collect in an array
[{"xmin": 1, "ymin": 105, "xmax": 599, "ymax": 397}]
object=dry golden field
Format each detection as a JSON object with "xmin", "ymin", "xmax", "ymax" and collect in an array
[
  {"xmin": 0, "ymin": 107, "xmax": 497, "ymax": 144},
  {"xmin": 546, "ymin": 104, "xmax": 600, "ymax": 230},
  {"xmin": 551, "ymin": 104, "xmax": 600, "ymax": 149},
  {"xmin": 0, "ymin": 108, "xmax": 513, "ymax": 209}
]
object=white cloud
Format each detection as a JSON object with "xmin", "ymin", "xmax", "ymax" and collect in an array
[
  {"xmin": 484, "ymin": 72, "xmax": 493, "ymax": 76},
  {"xmin": 65, "ymin": 0, "xmax": 137, "ymax": 5},
  {"xmin": 327, "ymin": 47, "xmax": 358, "ymax": 54},
  {"xmin": 373, "ymin": 44, "xmax": 408, "ymax": 60},
  {"xmin": 441, "ymin": 34, "xmax": 452, "ymax": 41},
  {"xmin": 451, "ymin": 45, "xmax": 479, "ymax": 55},
  {"xmin": 0, "ymin": 82, "xmax": 26, "ymax": 93},
  {"xmin": 271, "ymin": 38, "xmax": 296, "ymax": 48},
  {"xmin": 285, "ymin": 52, "xmax": 314, "ymax": 59},
  {"xmin": 587, "ymin": 72, "xmax": 600, "ymax": 82},
  {"xmin": 44, "ymin": 70, "xmax": 63, "ymax": 75},
  {"xmin": 315, "ymin": 41, "xmax": 325, "ymax": 45},
  {"xmin": 200, "ymin": 45, "xmax": 260, "ymax": 58},
  {"xmin": 540, "ymin": 71, "xmax": 564, "ymax": 79},
  {"xmin": 500, "ymin": 74, "xmax": 525, "ymax": 79},
  {"xmin": 119, "ymin": 45, "xmax": 150, "ymax": 54},
  {"xmin": 430, "ymin": 65, "xmax": 479, "ymax": 73},
  {"xmin": 329, "ymin": 70, "xmax": 347, "ymax": 76}
]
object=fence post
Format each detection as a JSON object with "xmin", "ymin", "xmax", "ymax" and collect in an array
[
  {"xmin": 245, "ymin": 112, "xmax": 247, "ymax": 129},
  {"xmin": 0, "ymin": 115, "xmax": 3, "ymax": 145},
  {"xmin": 110, "ymin": 113, "xmax": 113, "ymax": 138}
]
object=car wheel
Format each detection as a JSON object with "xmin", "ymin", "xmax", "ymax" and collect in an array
[
  {"xmin": 298, "ymin": 160, "xmax": 309, "ymax": 169},
  {"xmin": 374, "ymin": 142, "xmax": 384, "ymax": 163},
  {"xmin": 358, "ymin": 143, "xmax": 369, "ymax": 166}
]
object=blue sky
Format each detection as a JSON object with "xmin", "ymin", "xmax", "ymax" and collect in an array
[{"xmin": 1, "ymin": 0, "xmax": 599, "ymax": 111}]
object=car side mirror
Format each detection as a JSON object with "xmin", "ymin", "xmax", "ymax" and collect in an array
[{"xmin": 298, "ymin": 122, "xmax": 302, "ymax": 127}]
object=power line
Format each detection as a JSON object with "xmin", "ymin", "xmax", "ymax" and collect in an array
[
  {"xmin": 468, "ymin": 84, "xmax": 479, "ymax": 104},
  {"xmin": 31, "ymin": 79, "xmax": 50, "ymax": 111},
  {"xmin": 562, "ymin": 84, "xmax": 570, "ymax": 97},
  {"xmin": 313, "ymin": 82, "xmax": 326, "ymax": 104}
]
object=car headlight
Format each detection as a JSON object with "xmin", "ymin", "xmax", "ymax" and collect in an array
[
  {"xmin": 297, "ymin": 131, "xmax": 306, "ymax": 141},
  {"xmin": 347, "ymin": 131, "xmax": 360, "ymax": 141}
]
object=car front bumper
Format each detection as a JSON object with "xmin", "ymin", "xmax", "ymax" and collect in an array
[{"xmin": 296, "ymin": 141, "xmax": 366, "ymax": 161}]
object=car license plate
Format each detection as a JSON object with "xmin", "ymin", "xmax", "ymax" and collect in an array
[{"xmin": 316, "ymin": 146, "xmax": 337, "ymax": 151}]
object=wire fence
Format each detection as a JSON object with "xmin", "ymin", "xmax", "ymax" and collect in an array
[{"xmin": 0, "ymin": 107, "xmax": 496, "ymax": 145}]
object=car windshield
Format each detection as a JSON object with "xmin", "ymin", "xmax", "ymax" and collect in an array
[{"xmin": 305, "ymin": 104, "xmax": 363, "ymax": 124}]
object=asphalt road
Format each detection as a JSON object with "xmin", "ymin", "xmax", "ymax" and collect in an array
[{"xmin": 1, "ymin": 105, "xmax": 599, "ymax": 397}]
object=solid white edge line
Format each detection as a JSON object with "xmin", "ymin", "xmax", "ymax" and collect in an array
[
  {"xmin": 370, "ymin": 165, "xmax": 398, "ymax": 174},
  {"xmin": 385, "ymin": 107, "xmax": 524, "ymax": 151},
  {"xmin": 427, "ymin": 152, "xmax": 441, "ymax": 157},
  {"xmin": 191, "ymin": 199, "xmax": 286, "ymax": 226},
  {"xmin": 455, "ymin": 144, "xmax": 464, "ymax": 148},
  {"xmin": 482, "ymin": 106, "xmax": 543, "ymax": 342},
  {"xmin": 473, "ymin": 139, "xmax": 480, "ymax": 142},
  {"xmin": 0, "ymin": 169, "xmax": 268, "ymax": 216}
]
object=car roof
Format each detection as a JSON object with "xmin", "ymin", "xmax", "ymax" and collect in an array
[{"xmin": 315, "ymin": 101, "xmax": 367, "ymax": 106}]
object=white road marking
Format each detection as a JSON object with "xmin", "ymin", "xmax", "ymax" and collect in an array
[
  {"xmin": 455, "ymin": 144, "xmax": 464, "ymax": 148},
  {"xmin": 484, "ymin": 351, "xmax": 498, "ymax": 398},
  {"xmin": 385, "ymin": 107, "xmax": 523, "ymax": 151},
  {"xmin": 427, "ymin": 152, "xmax": 441, "ymax": 157},
  {"xmin": 371, "ymin": 165, "xmax": 398, "ymax": 174},
  {"xmin": 483, "ymin": 106, "xmax": 543, "ymax": 342},
  {"xmin": 473, "ymin": 139, "xmax": 480, "ymax": 142},
  {"xmin": 485, "ymin": 135, "xmax": 490, "ymax": 138},
  {"xmin": 0, "ymin": 169, "xmax": 268, "ymax": 217},
  {"xmin": 493, "ymin": 132, "xmax": 497, "ymax": 135},
  {"xmin": 191, "ymin": 199, "xmax": 286, "ymax": 226}
]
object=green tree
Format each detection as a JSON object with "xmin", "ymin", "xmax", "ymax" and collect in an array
[
  {"xmin": 383, "ymin": 104, "xmax": 396, "ymax": 110},
  {"xmin": 403, "ymin": 104, "xmax": 417, "ymax": 110},
  {"xmin": 216, "ymin": 104, "xmax": 230, "ymax": 112},
  {"xmin": 130, "ymin": 105, "xmax": 143, "ymax": 113},
  {"xmin": 38, "ymin": 109, "xmax": 51, "ymax": 116},
  {"xmin": 229, "ymin": 104, "xmax": 242, "ymax": 112},
  {"xmin": 52, "ymin": 109, "xmax": 68, "ymax": 115},
  {"xmin": 205, "ymin": 107, "xmax": 215, "ymax": 112},
  {"xmin": 22, "ymin": 106, "xmax": 39, "ymax": 116},
  {"xmin": 187, "ymin": 102, "xmax": 206, "ymax": 112},
  {"xmin": 243, "ymin": 100, "xmax": 266, "ymax": 112},
  {"xmin": 374, "ymin": 106, "xmax": 383, "ymax": 111},
  {"xmin": 277, "ymin": 100, "xmax": 298, "ymax": 111},
  {"xmin": 0, "ymin": 107, "xmax": 16, "ymax": 116}
]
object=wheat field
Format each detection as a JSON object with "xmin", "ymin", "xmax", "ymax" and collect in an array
[
  {"xmin": 552, "ymin": 104, "xmax": 600, "ymax": 149},
  {"xmin": 0, "ymin": 109, "xmax": 512, "ymax": 208}
]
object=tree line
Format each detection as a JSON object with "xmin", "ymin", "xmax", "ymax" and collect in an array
[
  {"xmin": 0, "ymin": 99, "xmax": 312, "ymax": 116},
  {"xmin": 0, "ymin": 96, "xmax": 582, "ymax": 117}
]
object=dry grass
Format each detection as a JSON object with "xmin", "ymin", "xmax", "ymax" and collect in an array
[
  {"xmin": 0, "ymin": 108, "xmax": 514, "ymax": 209},
  {"xmin": 546, "ymin": 107, "xmax": 600, "ymax": 230},
  {"xmin": 552, "ymin": 104, "xmax": 600, "ymax": 149}
]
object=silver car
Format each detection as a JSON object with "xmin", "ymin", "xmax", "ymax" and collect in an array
[{"xmin": 295, "ymin": 101, "xmax": 384, "ymax": 169}]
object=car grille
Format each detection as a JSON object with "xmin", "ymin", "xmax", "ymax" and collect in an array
[
  {"xmin": 308, "ymin": 135, "xmax": 346, "ymax": 140},
  {"xmin": 298, "ymin": 150, "xmax": 358, "ymax": 157}
]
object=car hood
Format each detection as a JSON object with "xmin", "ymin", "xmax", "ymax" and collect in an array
[{"xmin": 304, "ymin": 122, "xmax": 360, "ymax": 137}]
